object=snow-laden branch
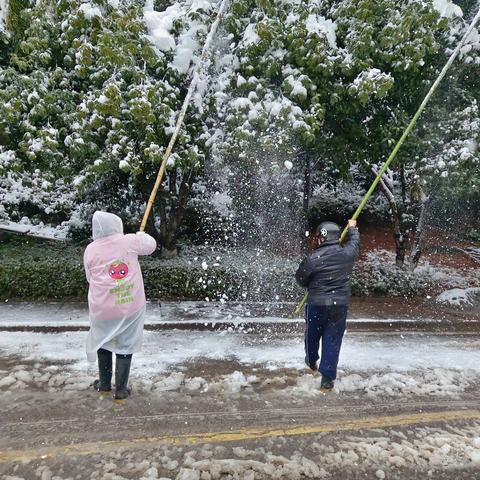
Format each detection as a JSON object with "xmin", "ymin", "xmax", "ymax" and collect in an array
[
  {"xmin": 0, "ymin": 0, "xmax": 8, "ymax": 31},
  {"xmin": 455, "ymin": 247, "xmax": 480, "ymax": 264},
  {"xmin": 366, "ymin": 162, "xmax": 396, "ymax": 206}
]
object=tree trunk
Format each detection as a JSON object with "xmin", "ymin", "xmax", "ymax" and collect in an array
[
  {"xmin": 160, "ymin": 246, "xmax": 179, "ymax": 259},
  {"xmin": 301, "ymin": 151, "xmax": 311, "ymax": 255},
  {"xmin": 156, "ymin": 169, "xmax": 196, "ymax": 258},
  {"xmin": 388, "ymin": 196, "xmax": 407, "ymax": 267},
  {"xmin": 410, "ymin": 192, "xmax": 431, "ymax": 270},
  {"xmin": 395, "ymin": 231, "xmax": 407, "ymax": 267},
  {"xmin": 370, "ymin": 165, "xmax": 408, "ymax": 267}
]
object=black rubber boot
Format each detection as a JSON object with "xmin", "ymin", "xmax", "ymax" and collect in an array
[
  {"xmin": 320, "ymin": 374, "xmax": 335, "ymax": 391},
  {"xmin": 114, "ymin": 355, "xmax": 132, "ymax": 400},
  {"xmin": 94, "ymin": 349, "xmax": 112, "ymax": 392}
]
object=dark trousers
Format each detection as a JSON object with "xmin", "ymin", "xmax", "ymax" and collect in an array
[{"xmin": 304, "ymin": 304, "xmax": 348, "ymax": 380}]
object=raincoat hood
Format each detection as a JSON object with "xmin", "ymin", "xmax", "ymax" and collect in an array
[{"xmin": 92, "ymin": 211, "xmax": 123, "ymax": 240}]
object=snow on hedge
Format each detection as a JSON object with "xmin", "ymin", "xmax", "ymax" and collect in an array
[
  {"xmin": 78, "ymin": 2, "xmax": 102, "ymax": 19},
  {"xmin": 144, "ymin": 1, "xmax": 179, "ymax": 52},
  {"xmin": 305, "ymin": 14, "xmax": 337, "ymax": 48},
  {"xmin": 436, "ymin": 287, "xmax": 480, "ymax": 306}
]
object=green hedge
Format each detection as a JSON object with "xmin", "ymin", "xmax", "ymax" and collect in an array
[
  {"xmin": 0, "ymin": 238, "xmax": 88, "ymax": 299},
  {"xmin": 0, "ymin": 238, "xmax": 303, "ymax": 301},
  {"xmin": 0, "ymin": 237, "xmax": 427, "ymax": 301}
]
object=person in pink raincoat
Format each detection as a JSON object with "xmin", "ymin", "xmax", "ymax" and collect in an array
[{"xmin": 83, "ymin": 211, "xmax": 156, "ymax": 400}]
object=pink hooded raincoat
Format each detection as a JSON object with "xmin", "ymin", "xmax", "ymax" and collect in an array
[{"xmin": 83, "ymin": 211, "xmax": 156, "ymax": 361}]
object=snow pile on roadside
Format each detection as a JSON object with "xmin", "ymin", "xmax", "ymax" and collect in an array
[
  {"xmin": 87, "ymin": 424, "xmax": 480, "ymax": 478},
  {"xmin": 1, "ymin": 330, "xmax": 480, "ymax": 399},
  {"xmin": 0, "ymin": 363, "xmax": 92, "ymax": 394},
  {"xmin": 182, "ymin": 452, "xmax": 328, "ymax": 479},
  {"xmin": 174, "ymin": 425, "xmax": 480, "ymax": 479},
  {"xmin": 1, "ymin": 363, "xmax": 477, "ymax": 399},
  {"xmin": 436, "ymin": 287, "xmax": 480, "ymax": 306},
  {"xmin": 314, "ymin": 423, "xmax": 480, "ymax": 472},
  {"xmin": 4, "ymin": 423, "xmax": 480, "ymax": 479},
  {"xmin": 0, "ymin": 365, "xmax": 260, "ymax": 396},
  {"xmin": 293, "ymin": 369, "xmax": 473, "ymax": 398},
  {"xmin": 222, "ymin": 371, "xmax": 258, "ymax": 393},
  {"xmin": 336, "ymin": 369, "xmax": 471, "ymax": 397}
]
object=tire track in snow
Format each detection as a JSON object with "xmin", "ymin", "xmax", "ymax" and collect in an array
[{"xmin": 2, "ymin": 398, "xmax": 478, "ymax": 430}]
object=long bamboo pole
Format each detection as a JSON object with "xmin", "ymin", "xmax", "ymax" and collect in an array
[
  {"xmin": 294, "ymin": 7, "xmax": 480, "ymax": 316},
  {"xmin": 140, "ymin": 0, "xmax": 230, "ymax": 232}
]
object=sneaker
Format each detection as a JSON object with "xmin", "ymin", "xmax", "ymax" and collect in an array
[
  {"xmin": 305, "ymin": 357, "xmax": 320, "ymax": 373},
  {"xmin": 320, "ymin": 375, "xmax": 334, "ymax": 391}
]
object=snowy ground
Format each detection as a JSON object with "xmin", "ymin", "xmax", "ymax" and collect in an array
[
  {"xmin": 1, "ymin": 304, "xmax": 480, "ymax": 479},
  {"xmin": 0, "ymin": 328, "xmax": 479, "ymax": 397},
  {"xmin": 3, "ymin": 422, "xmax": 480, "ymax": 480}
]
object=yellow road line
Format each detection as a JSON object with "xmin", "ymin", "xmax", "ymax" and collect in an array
[{"xmin": 1, "ymin": 409, "xmax": 478, "ymax": 464}]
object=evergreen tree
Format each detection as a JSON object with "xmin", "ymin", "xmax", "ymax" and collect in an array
[{"xmin": 0, "ymin": 0, "xmax": 216, "ymax": 254}]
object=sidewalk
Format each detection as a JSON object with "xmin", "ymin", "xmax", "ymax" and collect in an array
[{"xmin": 1, "ymin": 300, "xmax": 479, "ymax": 333}]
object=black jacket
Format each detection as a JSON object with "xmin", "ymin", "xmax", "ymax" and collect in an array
[{"xmin": 295, "ymin": 227, "xmax": 360, "ymax": 306}]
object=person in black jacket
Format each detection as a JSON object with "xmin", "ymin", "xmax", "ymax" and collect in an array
[{"xmin": 295, "ymin": 219, "xmax": 360, "ymax": 391}]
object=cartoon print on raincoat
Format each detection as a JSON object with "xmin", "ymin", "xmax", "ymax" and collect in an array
[
  {"xmin": 108, "ymin": 260, "xmax": 134, "ymax": 305},
  {"xmin": 109, "ymin": 260, "xmax": 129, "ymax": 280}
]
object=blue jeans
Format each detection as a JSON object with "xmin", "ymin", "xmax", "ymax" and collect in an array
[{"xmin": 304, "ymin": 304, "xmax": 348, "ymax": 380}]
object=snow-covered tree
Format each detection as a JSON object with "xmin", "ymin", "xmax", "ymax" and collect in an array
[
  {"xmin": 1, "ymin": 0, "xmax": 478, "ymax": 263},
  {"xmin": 0, "ymin": 0, "xmax": 216, "ymax": 256},
  {"xmin": 209, "ymin": 0, "xmax": 479, "ymax": 265},
  {"xmin": 416, "ymin": 98, "xmax": 480, "ymax": 253}
]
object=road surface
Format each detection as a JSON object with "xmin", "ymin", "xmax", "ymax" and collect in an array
[{"xmin": 0, "ymin": 302, "xmax": 479, "ymax": 479}]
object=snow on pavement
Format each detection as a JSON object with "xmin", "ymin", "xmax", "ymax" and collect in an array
[
  {"xmin": 1, "ymin": 329, "xmax": 479, "ymax": 373},
  {"xmin": 4, "ymin": 422, "xmax": 480, "ymax": 480},
  {"xmin": 1, "ymin": 324, "xmax": 480, "ymax": 478},
  {"xmin": 172, "ymin": 423, "xmax": 480, "ymax": 479},
  {"xmin": 0, "ymin": 330, "xmax": 479, "ymax": 398}
]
